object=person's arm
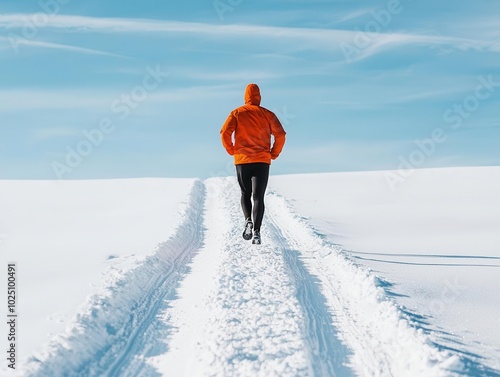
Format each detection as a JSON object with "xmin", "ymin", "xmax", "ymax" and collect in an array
[
  {"xmin": 220, "ymin": 111, "xmax": 237, "ymax": 155},
  {"xmin": 270, "ymin": 113, "xmax": 286, "ymax": 160}
]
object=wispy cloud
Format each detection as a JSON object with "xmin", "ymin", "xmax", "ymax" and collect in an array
[
  {"xmin": 345, "ymin": 32, "xmax": 500, "ymax": 63},
  {"xmin": 173, "ymin": 68, "xmax": 285, "ymax": 82},
  {"xmin": 334, "ymin": 8, "xmax": 374, "ymax": 23},
  {"xmin": 33, "ymin": 127, "xmax": 81, "ymax": 140},
  {"xmin": 1, "ymin": 13, "xmax": 499, "ymax": 61},
  {"xmin": 0, "ymin": 89, "xmax": 114, "ymax": 111},
  {"xmin": 320, "ymin": 87, "xmax": 468, "ymax": 109},
  {"xmin": 0, "ymin": 13, "xmax": 354, "ymax": 39},
  {"xmin": 0, "ymin": 36, "xmax": 127, "ymax": 57}
]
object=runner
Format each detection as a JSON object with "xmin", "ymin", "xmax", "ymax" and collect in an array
[{"xmin": 220, "ymin": 83, "xmax": 286, "ymax": 244}]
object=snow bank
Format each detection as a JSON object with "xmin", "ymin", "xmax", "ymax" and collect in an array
[
  {"xmin": 267, "ymin": 190, "xmax": 464, "ymax": 376},
  {"xmin": 22, "ymin": 180, "xmax": 205, "ymax": 376}
]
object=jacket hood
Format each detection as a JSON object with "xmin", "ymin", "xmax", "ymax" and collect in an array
[{"xmin": 244, "ymin": 83, "xmax": 261, "ymax": 106}]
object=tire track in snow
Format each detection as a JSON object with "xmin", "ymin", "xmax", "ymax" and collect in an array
[
  {"xmin": 102, "ymin": 179, "xmax": 206, "ymax": 377},
  {"xmin": 24, "ymin": 180, "xmax": 205, "ymax": 377},
  {"xmin": 266, "ymin": 216, "xmax": 353, "ymax": 377},
  {"xmin": 266, "ymin": 190, "xmax": 466, "ymax": 377}
]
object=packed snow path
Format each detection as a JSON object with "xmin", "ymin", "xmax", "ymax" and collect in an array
[{"xmin": 26, "ymin": 177, "xmax": 468, "ymax": 377}]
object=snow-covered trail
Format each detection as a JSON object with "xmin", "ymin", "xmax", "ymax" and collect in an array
[
  {"xmin": 147, "ymin": 177, "xmax": 353, "ymax": 377},
  {"xmin": 24, "ymin": 177, "xmax": 471, "ymax": 376}
]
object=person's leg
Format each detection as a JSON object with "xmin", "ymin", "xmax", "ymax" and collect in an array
[
  {"xmin": 236, "ymin": 164, "xmax": 252, "ymax": 221},
  {"xmin": 251, "ymin": 163, "xmax": 270, "ymax": 232}
]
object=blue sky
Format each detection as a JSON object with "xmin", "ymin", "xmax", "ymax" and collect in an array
[{"xmin": 1, "ymin": 0, "xmax": 499, "ymax": 179}]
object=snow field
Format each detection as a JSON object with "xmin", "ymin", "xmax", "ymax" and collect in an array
[{"xmin": 4, "ymin": 170, "xmax": 497, "ymax": 376}]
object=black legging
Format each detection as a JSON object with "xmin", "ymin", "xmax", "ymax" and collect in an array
[{"xmin": 236, "ymin": 163, "xmax": 270, "ymax": 232}]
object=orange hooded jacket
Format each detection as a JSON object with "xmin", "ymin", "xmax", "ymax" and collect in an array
[{"xmin": 220, "ymin": 84, "xmax": 286, "ymax": 165}]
